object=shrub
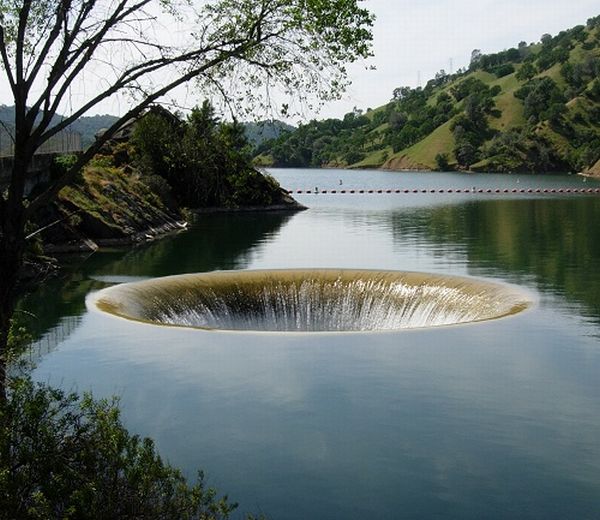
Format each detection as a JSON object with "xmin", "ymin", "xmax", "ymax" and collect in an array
[
  {"xmin": 435, "ymin": 153, "xmax": 451, "ymax": 171},
  {"xmin": 0, "ymin": 378, "xmax": 237, "ymax": 520},
  {"xmin": 494, "ymin": 64, "xmax": 515, "ymax": 78}
]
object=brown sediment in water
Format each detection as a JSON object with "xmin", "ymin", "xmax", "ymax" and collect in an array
[{"xmin": 91, "ymin": 269, "xmax": 533, "ymax": 333}]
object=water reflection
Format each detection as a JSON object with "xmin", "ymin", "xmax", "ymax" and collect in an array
[
  {"xmin": 83, "ymin": 211, "xmax": 294, "ymax": 277},
  {"xmin": 389, "ymin": 198, "xmax": 600, "ymax": 323},
  {"xmin": 17, "ymin": 211, "xmax": 293, "ymax": 348}
]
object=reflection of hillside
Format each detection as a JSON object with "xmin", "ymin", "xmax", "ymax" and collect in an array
[
  {"xmin": 85, "ymin": 212, "xmax": 293, "ymax": 277},
  {"xmin": 17, "ymin": 211, "xmax": 293, "ymax": 349},
  {"xmin": 392, "ymin": 198, "xmax": 600, "ymax": 321},
  {"xmin": 15, "ymin": 272, "xmax": 98, "ymax": 353}
]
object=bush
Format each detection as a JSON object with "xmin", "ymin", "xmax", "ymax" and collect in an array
[
  {"xmin": 343, "ymin": 149, "xmax": 365, "ymax": 165},
  {"xmin": 435, "ymin": 153, "xmax": 451, "ymax": 171},
  {"xmin": 0, "ymin": 378, "xmax": 237, "ymax": 520},
  {"xmin": 494, "ymin": 64, "xmax": 515, "ymax": 78},
  {"xmin": 50, "ymin": 154, "xmax": 80, "ymax": 182},
  {"xmin": 226, "ymin": 169, "xmax": 281, "ymax": 207},
  {"xmin": 587, "ymin": 79, "xmax": 600, "ymax": 101}
]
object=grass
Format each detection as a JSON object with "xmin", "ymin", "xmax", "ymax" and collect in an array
[
  {"xmin": 470, "ymin": 70, "xmax": 497, "ymax": 83},
  {"xmin": 489, "ymin": 72, "xmax": 526, "ymax": 130},
  {"xmin": 538, "ymin": 63, "xmax": 567, "ymax": 89},
  {"xmin": 393, "ymin": 119, "xmax": 456, "ymax": 169},
  {"xmin": 253, "ymin": 154, "xmax": 275, "ymax": 167},
  {"xmin": 58, "ymin": 164, "xmax": 174, "ymax": 235},
  {"xmin": 352, "ymin": 147, "xmax": 392, "ymax": 169}
]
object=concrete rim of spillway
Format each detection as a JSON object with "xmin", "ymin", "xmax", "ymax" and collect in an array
[{"xmin": 87, "ymin": 269, "xmax": 535, "ymax": 334}]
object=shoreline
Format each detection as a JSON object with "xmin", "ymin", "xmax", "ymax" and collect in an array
[{"xmin": 43, "ymin": 201, "xmax": 307, "ymax": 254}]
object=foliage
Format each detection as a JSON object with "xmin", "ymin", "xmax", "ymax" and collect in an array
[
  {"xmin": 476, "ymin": 128, "xmax": 568, "ymax": 173},
  {"xmin": 49, "ymin": 154, "xmax": 80, "ymax": 183},
  {"xmin": 470, "ymin": 47, "xmax": 522, "ymax": 73},
  {"xmin": 561, "ymin": 55, "xmax": 600, "ymax": 93},
  {"xmin": 514, "ymin": 77, "xmax": 565, "ymax": 122},
  {"xmin": 261, "ymin": 81, "xmax": 459, "ymax": 166},
  {"xmin": 258, "ymin": 114, "xmax": 374, "ymax": 167},
  {"xmin": 435, "ymin": 153, "xmax": 451, "ymax": 171},
  {"xmin": 0, "ymin": 377, "xmax": 237, "ymax": 520},
  {"xmin": 243, "ymin": 121, "xmax": 295, "ymax": 148},
  {"xmin": 450, "ymin": 81, "xmax": 500, "ymax": 168},
  {"xmin": 494, "ymin": 63, "xmax": 515, "ymax": 78},
  {"xmin": 588, "ymin": 79, "xmax": 600, "ymax": 101},
  {"xmin": 516, "ymin": 62, "xmax": 537, "ymax": 82},
  {"xmin": 258, "ymin": 15, "xmax": 600, "ymax": 173},
  {"xmin": 131, "ymin": 103, "xmax": 283, "ymax": 208}
]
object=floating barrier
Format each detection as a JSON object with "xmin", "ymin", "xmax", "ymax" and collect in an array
[{"xmin": 287, "ymin": 187, "xmax": 600, "ymax": 195}]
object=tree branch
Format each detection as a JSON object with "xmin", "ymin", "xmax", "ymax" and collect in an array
[
  {"xmin": 0, "ymin": 26, "xmax": 16, "ymax": 91},
  {"xmin": 24, "ymin": 0, "xmax": 73, "ymax": 92},
  {"xmin": 29, "ymin": 0, "xmax": 152, "ymax": 140},
  {"xmin": 25, "ymin": 42, "xmax": 259, "ymax": 216},
  {"xmin": 15, "ymin": 0, "xmax": 32, "ymax": 88}
]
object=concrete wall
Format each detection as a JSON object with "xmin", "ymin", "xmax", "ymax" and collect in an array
[{"xmin": 0, "ymin": 152, "xmax": 79, "ymax": 196}]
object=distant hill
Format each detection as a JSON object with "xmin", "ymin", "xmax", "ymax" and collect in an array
[
  {"xmin": 1, "ymin": 105, "xmax": 291, "ymax": 153},
  {"xmin": 0, "ymin": 106, "xmax": 119, "ymax": 149},
  {"xmin": 243, "ymin": 120, "xmax": 295, "ymax": 147},
  {"xmin": 70, "ymin": 114, "xmax": 120, "ymax": 147},
  {"xmin": 258, "ymin": 15, "xmax": 600, "ymax": 174}
]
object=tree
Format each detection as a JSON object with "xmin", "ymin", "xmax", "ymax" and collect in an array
[
  {"xmin": 518, "ymin": 40, "xmax": 529, "ymax": 59},
  {"xmin": 470, "ymin": 49, "xmax": 482, "ymax": 69},
  {"xmin": 516, "ymin": 62, "xmax": 537, "ymax": 82},
  {"xmin": 132, "ymin": 102, "xmax": 280, "ymax": 207},
  {"xmin": 541, "ymin": 33, "xmax": 553, "ymax": 46},
  {"xmin": 392, "ymin": 86, "xmax": 412, "ymax": 101},
  {"xmin": 588, "ymin": 79, "xmax": 600, "ymax": 101},
  {"xmin": 435, "ymin": 152, "xmax": 450, "ymax": 171},
  {"xmin": 454, "ymin": 140, "xmax": 478, "ymax": 168},
  {"xmin": 515, "ymin": 77, "xmax": 565, "ymax": 122},
  {"xmin": 388, "ymin": 110, "xmax": 408, "ymax": 130},
  {"xmin": 0, "ymin": 0, "xmax": 374, "ymax": 396}
]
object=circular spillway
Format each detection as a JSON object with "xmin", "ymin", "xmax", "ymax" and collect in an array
[{"xmin": 90, "ymin": 269, "xmax": 532, "ymax": 332}]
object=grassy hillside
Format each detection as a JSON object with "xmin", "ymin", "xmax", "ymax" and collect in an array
[{"xmin": 260, "ymin": 15, "xmax": 600, "ymax": 174}]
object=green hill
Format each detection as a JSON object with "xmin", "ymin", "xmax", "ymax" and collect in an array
[
  {"xmin": 259, "ymin": 15, "xmax": 600, "ymax": 174},
  {"xmin": 243, "ymin": 120, "xmax": 295, "ymax": 147}
]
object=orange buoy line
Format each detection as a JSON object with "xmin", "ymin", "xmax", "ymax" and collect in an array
[{"xmin": 287, "ymin": 188, "xmax": 600, "ymax": 195}]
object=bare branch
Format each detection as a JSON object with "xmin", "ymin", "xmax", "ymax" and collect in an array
[
  {"xmin": 26, "ymin": 43, "xmax": 258, "ymax": 215},
  {"xmin": 24, "ymin": 0, "xmax": 72, "ymax": 91},
  {"xmin": 29, "ymin": 0, "xmax": 153, "ymax": 137},
  {"xmin": 0, "ymin": 26, "xmax": 16, "ymax": 90},
  {"xmin": 15, "ymin": 0, "xmax": 32, "ymax": 88}
]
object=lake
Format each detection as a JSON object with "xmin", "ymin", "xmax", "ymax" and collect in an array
[{"xmin": 22, "ymin": 168, "xmax": 600, "ymax": 519}]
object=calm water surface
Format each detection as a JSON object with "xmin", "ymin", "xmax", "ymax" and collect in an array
[{"xmin": 22, "ymin": 169, "xmax": 600, "ymax": 519}]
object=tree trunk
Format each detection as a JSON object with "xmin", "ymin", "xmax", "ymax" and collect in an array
[{"xmin": 0, "ymin": 158, "xmax": 28, "ymax": 404}]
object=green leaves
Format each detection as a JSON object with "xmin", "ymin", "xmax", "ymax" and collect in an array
[
  {"xmin": 193, "ymin": 0, "xmax": 374, "ymax": 118},
  {"xmin": 131, "ymin": 103, "xmax": 282, "ymax": 208},
  {"xmin": 0, "ymin": 377, "xmax": 238, "ymax": 519}
]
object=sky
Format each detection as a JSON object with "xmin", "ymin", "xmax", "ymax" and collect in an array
[
  {"xmin": 1, "ymin": 0, "xmax": 599, "ymax": 122},
  {"xmin": 319, "ymin": 0, "xmax": 600, "ymax": 120}
]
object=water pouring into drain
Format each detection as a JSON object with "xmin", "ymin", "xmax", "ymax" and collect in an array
[{"xmin": 90, "ymin": 269, "xmax": 532, "ymax": 332}]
